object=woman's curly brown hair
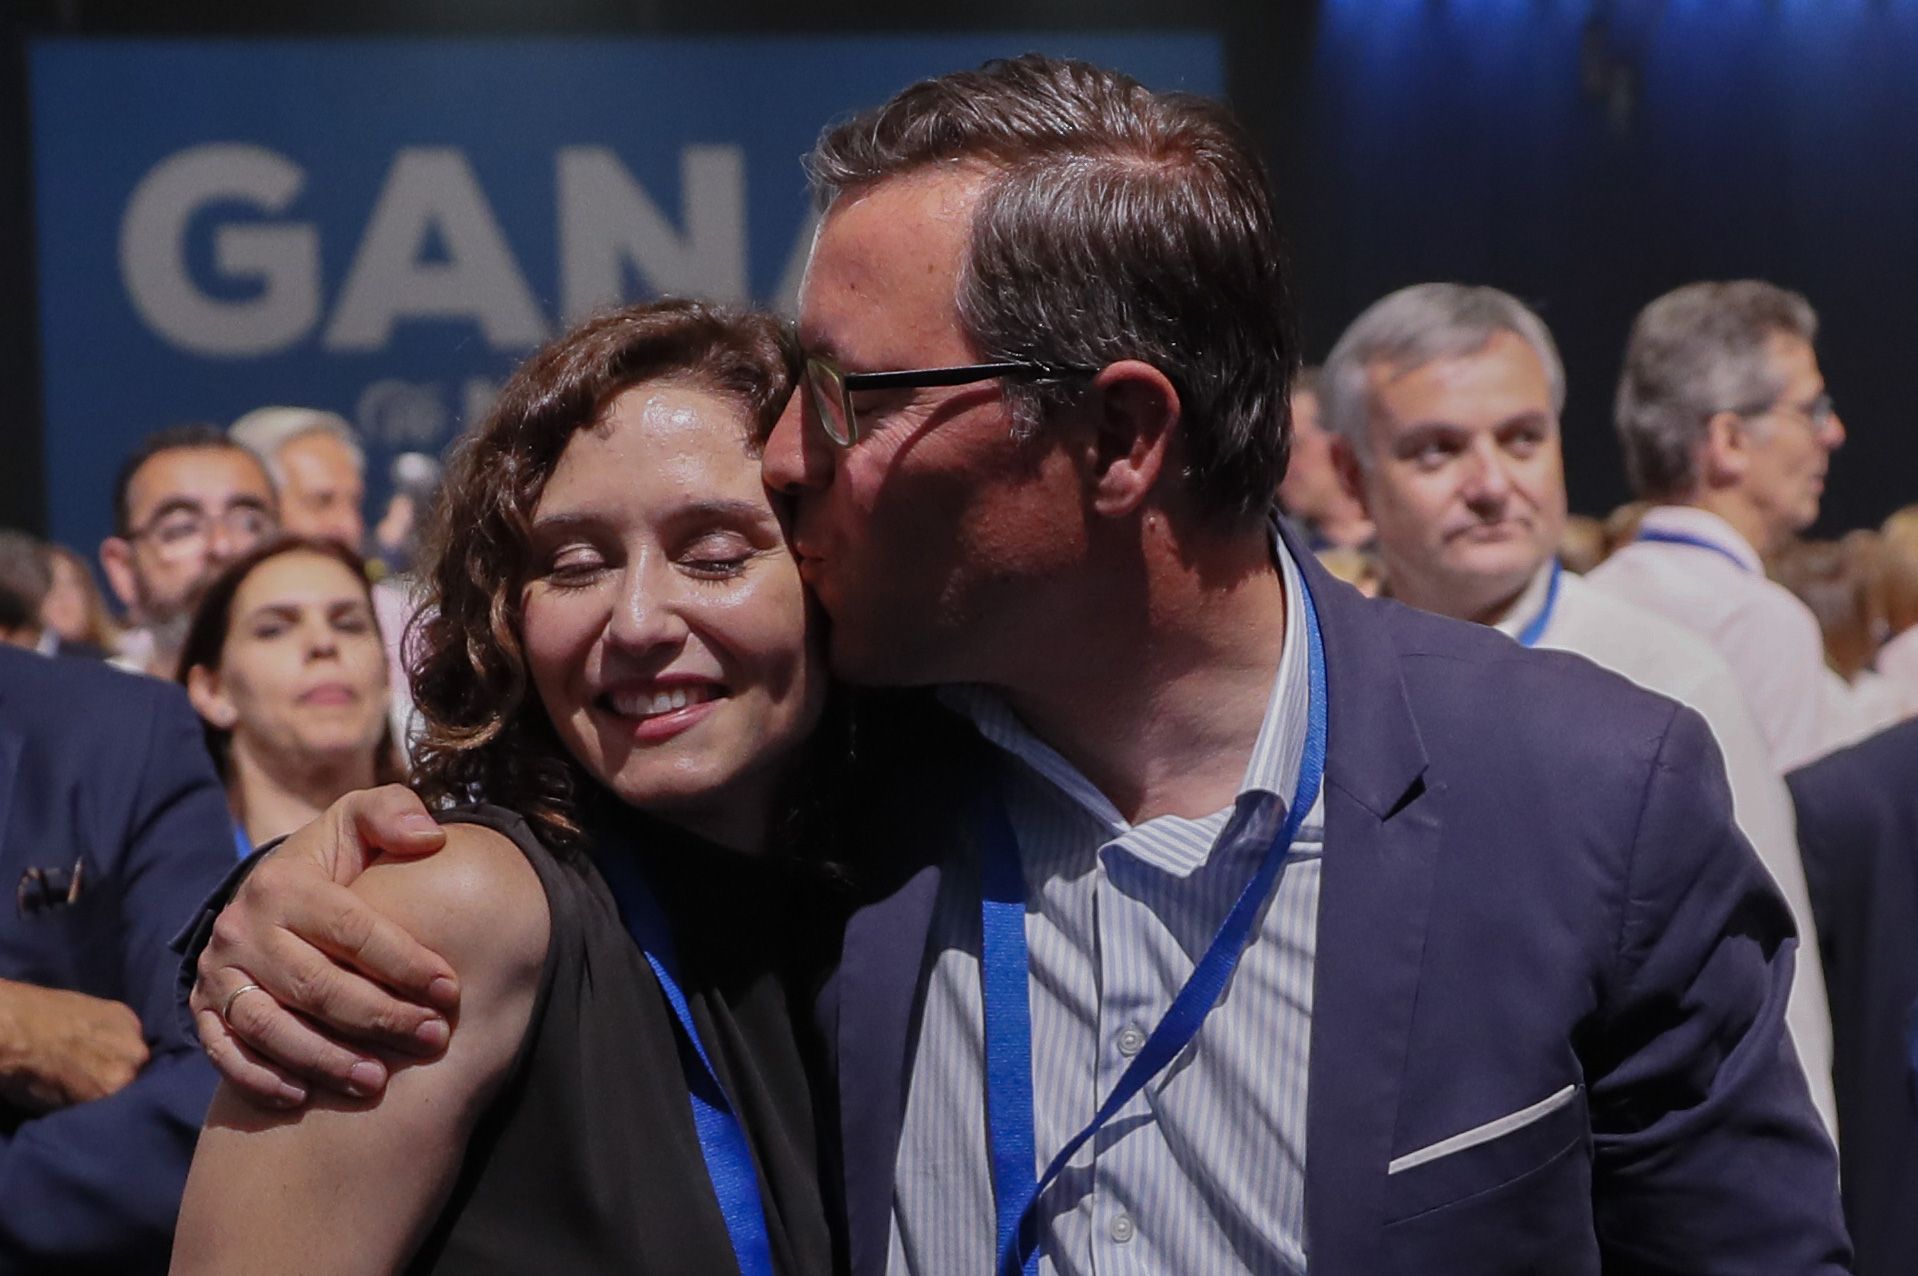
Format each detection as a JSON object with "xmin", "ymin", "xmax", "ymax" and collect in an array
[{"xmin": 406, "ymin": 299, "xmax": 800, "ymax": 851}]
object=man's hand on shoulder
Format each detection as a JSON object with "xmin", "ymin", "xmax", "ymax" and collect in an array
[
  {"xmin": 189, "ymin": 785, "xmax": 462, "ymax": 1109},
  {"xmin": 0, "ymin": 980, "xmax": 149, "ymax": 1112},
  {"xmin": 347, "ymin": 821, "xmax": 550, "ymax": 1090}
]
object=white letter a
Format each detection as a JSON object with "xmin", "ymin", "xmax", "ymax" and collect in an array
[{"xmin": 326, "ymin": 148, "xmax": 547, "ymax": 351}]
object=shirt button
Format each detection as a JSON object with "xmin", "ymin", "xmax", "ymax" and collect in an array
[
  {"xmin": 1110, "ymin": 1213, "xmax": 1136, "ymax": 1244},
  {"xmin": 1116, "ymin": 1025, "xmax": 1146, "ymax": 1057}
]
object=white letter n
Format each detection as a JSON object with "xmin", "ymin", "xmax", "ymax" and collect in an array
[{"xmin": 558, "ymin": 144, "xmax": 747, "ymax": 320}]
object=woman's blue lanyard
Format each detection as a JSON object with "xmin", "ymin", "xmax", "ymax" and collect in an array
[
  {"xmin": 1634, "ymin": 529, "xmax": 1754, "ymax": 574},
  {"xmin": 1515, "ymin": 558, "xmax": 1564, "ymax": 649},
  {"xmin": 976, "ymin": 573, "xmax": 1329, "ymax": 1276},
  {"xmin": 595, "ymin": 846, "xmax": 776, "ymax": 1276}
]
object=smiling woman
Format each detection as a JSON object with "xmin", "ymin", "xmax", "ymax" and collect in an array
[
  {"xmin": 168, "ymin": 300, "xmax": 845, "ymax": 1276},
  {"xmin": 518, "ymin": 381, "xmax": 825, "ymax": 852}
]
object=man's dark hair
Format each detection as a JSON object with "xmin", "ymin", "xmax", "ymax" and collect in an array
[
  {"xmin": 0, "ymin": 529, "xmax": 51, "ymax": 633},
  {"xmin": 112, "ymin": 423, "xmax": 265, "ymax": 536},
  {"xmin": 806, "ymin": 54, "xmax": 1297, "ymax": 525}
]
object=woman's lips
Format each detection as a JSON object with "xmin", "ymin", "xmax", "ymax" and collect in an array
[
  {"xmin": 605, "ymin": 684, "xmax": 721, "ymax": 718},
  {"xmin": 595, "ymin": 682, "xmax": 728, "ymax": 744}
]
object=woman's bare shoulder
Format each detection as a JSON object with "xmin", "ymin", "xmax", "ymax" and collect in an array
[
  {"xmin": 353, "ymin": 821, "xmax": 551, "ymax": 999},
  {"xmin": 174, "ymin": 823, "xmax": 553, "ymax": 1275}
]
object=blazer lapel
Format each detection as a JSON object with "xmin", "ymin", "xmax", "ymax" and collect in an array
[
  {"xmin": 1291, "ymin": 541, "xmax": 1441, "ymax": 1273},
  {"xmin": 835, "ymin": 856, "xmax": 943, "ymax": 1276}
]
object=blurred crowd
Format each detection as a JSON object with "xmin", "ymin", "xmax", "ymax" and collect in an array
[
  {"xmin": 2, "ymin": 413, "xmax": 441, "ymax": 826},
  {"xmin": 1278, "ymin": 279, "xmax": 1918, "ymax": 1275},
  {"xmin": 1296, "ymin": 436, "xmax": 1918, "ymax": 717}
]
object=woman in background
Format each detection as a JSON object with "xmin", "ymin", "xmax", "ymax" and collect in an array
[
  {"xmin": 38, "ymin": 541, "xmax": 121, "ymax": 657},
  {"xmin": 176, "ymin": 536, "xmax": 397, "ymax": 854}
]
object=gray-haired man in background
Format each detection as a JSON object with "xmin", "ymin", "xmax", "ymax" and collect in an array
[
  {"xmin": 1322, "ymin": 281, "xmax": 1835, "ymax": 1132},
  {"xmin": 1591, "ymin": 281, "xmax": 1918, "ymax": 770},
  {"xmin": 229, "ymin": 407, "xmax": 366, "ymax": 555}
]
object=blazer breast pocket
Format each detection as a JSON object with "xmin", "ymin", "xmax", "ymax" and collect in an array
[
  {"xmin": 1382, "ymin": 1082, "xmax": 1591, "ymax": 1225},
  {"xmin": 4, "ymin": 860, "xmax": 106, "ymax": 989}
]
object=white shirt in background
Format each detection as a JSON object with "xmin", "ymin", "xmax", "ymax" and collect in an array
[
  {"xmin": 1495, "ymin": 560, "xmax": 1838, "ymax": 1138},
  {"xmin": 371, "ymin": 576, "xmax": 424, "ymax": 764},
  {"xmin": 1588, "ymin": 505, "xmax": 1918, "ymax": 773}
]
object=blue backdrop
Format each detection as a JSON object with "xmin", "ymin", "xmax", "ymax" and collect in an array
[
  {"xmin": 30, "ymin": 35, "xmax": 1222, "ymax": 556},
  {"xmin": 1299, "ymin": 0, "xmax": 1918, "ymax": 526}
]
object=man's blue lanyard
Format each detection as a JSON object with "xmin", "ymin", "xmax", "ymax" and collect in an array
[
  {"xmin": 1515, "ymin": 558, "xmax": 1564, "ymax": 649},
  {"xmin": 977, "ymin": 574, "xmax": 1329, "ymax": 1276},
  {"xmin": 232, "ymin": 822, "xmax": 253, "ymax": 861},
  {"xmin": 1634, "ymin": 529, "xmax": 1754, "ymax": 574},
  {"xmin": 596, "ymin": 846, "xmax": 776, "ymax": 1276}
]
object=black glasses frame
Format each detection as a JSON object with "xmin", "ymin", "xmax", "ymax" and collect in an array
[{"xmin": 805, "ymin": 355, "xmax": 1099, "ymax": 446}]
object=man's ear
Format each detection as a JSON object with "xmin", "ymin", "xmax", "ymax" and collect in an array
[
  {"xmin": 99, "ymin": 538, "xmax": 140, "ymax": 613},
  {"xmin": 185, "ymin": 664, "xmax": 238, "ymax": 730},
  {"xmin": 1081, "ymin": 359, "xmax": 1181, "ymax": 519},
  {"xmin": 1699, "ymin": 410, "xmax": 1751, "ymax": 487},
  {"xmin": 1330, "ymin": 436, "xmax": 1373, "ymax": 516}
]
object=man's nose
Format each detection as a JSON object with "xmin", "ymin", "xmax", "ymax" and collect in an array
[
  {"xmin": 205, "ymin": 521, "xmax": 246, "ymax": 562},
  {"xmin": 1820, "ymin": 409, "xmax": 1846, "ymax": 452},
  {"xmin": 1460, "ymin": 445, "xmax": 1514, "ymax": 506},
  {"xmin": 762, "ymin": 392, "xmax": 833, "ymax": 495}
]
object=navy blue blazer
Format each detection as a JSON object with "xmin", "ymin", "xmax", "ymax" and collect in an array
[
  {"xmin": 821, "ymin": 541, "xmax": 1849, "ymax": 1275},
  {"xmin": 0, "ymin": 645, "xmax": 230, "ymax": 1272},
  {"xmin": 1789, "ymin": 721, "xmax": 1918, "ymax": 1276}
]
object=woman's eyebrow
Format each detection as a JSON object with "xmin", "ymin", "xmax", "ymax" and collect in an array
[
  {"xmin": 530, "ymin": 499, "xmax": 775, "ymax": 536},
  {"xmin": 527, "ymin": 510, "xmax": 601, "ymax": 537},
  {"xmin": 674, "ymin": 497, "xmax": 776, "ymax": 522}
]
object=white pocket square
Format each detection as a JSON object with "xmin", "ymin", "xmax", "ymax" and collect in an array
[{"xmin": 1387, "ymin": 1083, "xmax": 1580, "ymax": 1175}]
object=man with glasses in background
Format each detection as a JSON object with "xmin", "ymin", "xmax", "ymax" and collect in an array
[
  {"xmin": 1318, "ymin": 281, "xmax": 1835, "ymax": 1134},
  {"xmin": 1591, "ymin": 281, "xmax": 1918, "ymax": 771},
  {"xmin": 98, "ymin": 425, "xmax": 278, "ymax": 679}
]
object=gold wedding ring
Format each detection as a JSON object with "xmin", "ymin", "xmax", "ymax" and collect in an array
[{"xmin": 221, "ymin": 981, "xmax": 266, "ymax": 1025}]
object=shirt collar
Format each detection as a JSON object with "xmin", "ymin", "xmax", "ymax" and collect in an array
[
  {"xmin": 940, "ymin": 517, "xmax": 1312, "ymax": 841},
  {"xmin": 1490, "ymin": 558, "xmax": 1561, "ymax": 642},
  {"xmin": 1636, "ymin": 505, "xmax": 1765, "ymax": 573}
]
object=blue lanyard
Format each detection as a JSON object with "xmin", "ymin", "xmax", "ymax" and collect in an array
[
  {"xmin": 596, "ymin": 845, "xmax": 776, "ymax": 1276},
  {"xmin": 232, "ymin": 822, "xmax": 253, "ymax": 861},
  {"xmin": 1515, "ymin": 558, "xmax": 1564, "ymax": 649},
  {"xmin": 1634, "ymin": 529, "xmax": 1754, "ymax": 574},
  {"xmin": 977, "ymin": 574, "xmax": 1329, "ymax": 1276}
]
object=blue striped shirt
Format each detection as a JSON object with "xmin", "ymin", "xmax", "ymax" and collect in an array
[{"xmin": 888, "ymin": 529, "xmax": 1321, "ymax": 1275}]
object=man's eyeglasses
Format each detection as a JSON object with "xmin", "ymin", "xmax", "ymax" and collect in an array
[
  {"xmin": 1724, "ymin": 391, "xmax": 1837, "ymax": 434},
  {"xmin": 804, "ymin": 354, "xmax": 1098, "ymax": 447},
  {"xmin": 130, "ymin": 505, "xmax": 278, "ymax": 559}
]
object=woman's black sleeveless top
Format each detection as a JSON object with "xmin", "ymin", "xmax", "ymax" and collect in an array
[{"xmin": 405, "ymin": 803, "xmax": 842, "ymax": 1276}]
